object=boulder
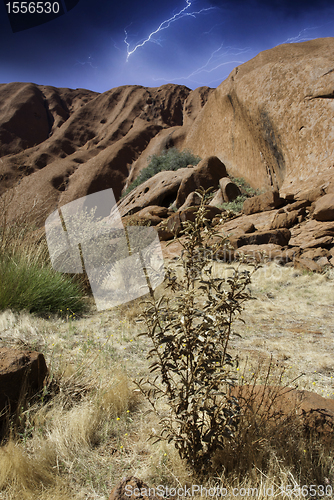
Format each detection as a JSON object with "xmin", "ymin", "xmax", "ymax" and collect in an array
[
  {"xmin": 317, "ymin": 256, "xmax": 331, "ymax": 267},
  {"xmin": 243, "ymin": 191, "xmax": 285, "ymax": 215},
  {"xmin": 175, "ymin": 156, "xmax": 227, "ymax": 208},
  {"xmin": 0, "ymin": 348, "xmax": 48, "ymax": 429},
  {"xmin": 301, "ymin": 247, "xmax": 330, "ymax": 261},
  {"xmin": 230, "ymin": 385, "xmax": 334, "ymax": 441},
  {"xmin": 109, "ymin": 476, "xmax": 163, "ymax": 500},
  {"xmin": 133, "ymin": 206, "xmax": 170, "ymax": 225},
  {"xmin": 209, "ymin": 189, "xmax": 224, "ymax": 208},
  {"xmin": 270, "ymin": 210, "xmax": 300, "ymax": 230},
  {"xmin": 218, "ymin": 211, "xmax": 278, "ymax": 236},
  {"xmin": 219, "ymin": 177, "xmax": 241, "ymax": 202},
  {"xmin": 234, "ymin": 244, "xmax": 285, "ymax": 262},
  {"xmin": 117, "ymin": 168, "xmax": 189, "ymax": 217},
  {"xmin": 301, "ymin": 235, "xmax": 333, "ymax": 250},
  {"xmin": 285, "ymin": 199, "xmax": 311, "ymax": 212},
  {"xmin": 164, "ymin": 205, "xmax": 222, "ymax": 237},
  {"xmin": 293, "ymin": 182, "xmax": 334, "ymax": 204},
  {"xmin": 312, "ymin": 193, "xmax": 334, "ymax": 221},
  {"xmin": 136, "ymin": 206, "xmax": 170, "ymax": 218},
  {"xmin": 294, "ymin": 257, "xmax": 323, "ymax": 273},
  {"xmin": 230, "ymin": 228, "xmax": 291, "ymax": 249},
  {"xmin": 280, "ymin": 246, "xmax": 301, "ymax": 263},
  {"xmin": 177, "ymin": 191, "xmax": 201, "ymax": 211},
  {"xmin": 289, "ymin": 220, "xmax": 334, "ymax": 248},
  {"xmin": 156, "ymin": 225, "xmax": 175, "ymax": 242}
]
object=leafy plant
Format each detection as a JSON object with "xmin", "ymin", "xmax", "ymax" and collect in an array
[
  {"xmin": 218, "ymin": 195, "xmax": 246, "ymax": 214},
  {"xmin": 230, "ymin": 177, "xmax": 261, "ymax": 198},
  {"xmin": 135, "ymin": 188, "xmax": 255, "ymax": 475},
  {"xmin": 122, "ymin": 148, "xmax": 201, "ymax": 197}
]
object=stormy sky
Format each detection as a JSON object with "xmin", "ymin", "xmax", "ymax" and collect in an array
[{"xmin": 1, "ymin": 0, "xmax": 333, "ymax": 92}]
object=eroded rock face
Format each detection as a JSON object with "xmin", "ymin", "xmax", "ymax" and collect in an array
[
  {"xmin": 184, "ymin": 38, "xmax": 334, "ymax": 200},
  {"xmin": 2, "ymin": 40, "xmax": 334, "ymax": 274},
  {"xmin": 231, "ymin": 228, "xmax": 291, "ymax": 249},
  {"xmin": 0, "ymin": 83, "xmax": 212, "ymax": 224}
]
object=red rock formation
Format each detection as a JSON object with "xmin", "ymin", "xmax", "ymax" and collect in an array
[
  {"xmin": 184, "ymin": 38, "xmax": 334, "ymax": 198},
  {"xmin": 0, "ymin": 83, "xmax": 211, "ymax": 224}
]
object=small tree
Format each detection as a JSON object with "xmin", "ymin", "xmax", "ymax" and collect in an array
[{"xmin": 135, "ymin": 188, "xmax": 255, "ymax": 475}]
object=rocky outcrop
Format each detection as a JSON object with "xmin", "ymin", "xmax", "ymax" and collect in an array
[
  {"xmin": 174, "ymin": 156, "xmax": 227, "ymax": 207},
  {"xmin": 1, "ymin": 39, "xmax": 334, "ymax": 273},
  {"xmin": 312, "ymin": 193, "xmax": 334, "ymax": 221},
  {"xmin": 117, "ymin": 156, "xmax": 227, "ymax": 217}
]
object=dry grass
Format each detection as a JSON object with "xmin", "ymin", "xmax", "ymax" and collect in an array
[{"xmin": 0, "ymin": 258, "xmax": 333, "ymax": 498}]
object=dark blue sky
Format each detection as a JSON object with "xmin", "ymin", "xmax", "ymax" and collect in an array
[{"xmin": 1, "ymin": 0, "xmax": 334, "ymax": 92}]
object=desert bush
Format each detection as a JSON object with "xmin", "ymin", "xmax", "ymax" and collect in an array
[
  {"xmin": 230, "ymin": 176, "xmax": 261, "ymax": 198},
  {"xmin": 122, "ymin": 148, "xmax": 201, "ymax": 197},
  {"xmin": 135, "ymin": 188, "xmax": 255, "ymax": 475},
  {"xmin": 219, "ymin": 177, "xmax": 262, "ymax": 214}
]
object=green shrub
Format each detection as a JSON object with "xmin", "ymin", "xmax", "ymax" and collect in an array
[
  {"xmin": 219, "ymin": 177, "xmax": 262, "ymax": 214},
  {"xmin": 230, "ymin": 177, "xmax": 261, "ymax": 198},
  {"xmin": 122, "ymin": 148, "xmax": 201, "ymax": 197},
  {"xmin": 219, "ymin": 195, "xmax": 246, "ymax": 214},
  {"xmin": 135, "ymin": 188, "xmax": 255, "ymax": 476}
]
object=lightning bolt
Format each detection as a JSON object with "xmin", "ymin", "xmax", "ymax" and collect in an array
[
  {"xmin": 75, "ymin": 55, "xmax": 97, "ymax": 69},
  {"xmin": 124, "ymin": 0, "xmax": 216, "ymax": 62},
  {"xmin": 152, "ymin": 44, "xmax": 250, "ymax": 86},
  {"xmin": 280, "ymin": 25, "xmax": 326, "ymax": 44}
]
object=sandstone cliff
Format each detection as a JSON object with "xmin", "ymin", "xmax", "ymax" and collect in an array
[{"xmin": 183, "ymin": 37, "xmax": 334, "ymax": 200}]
